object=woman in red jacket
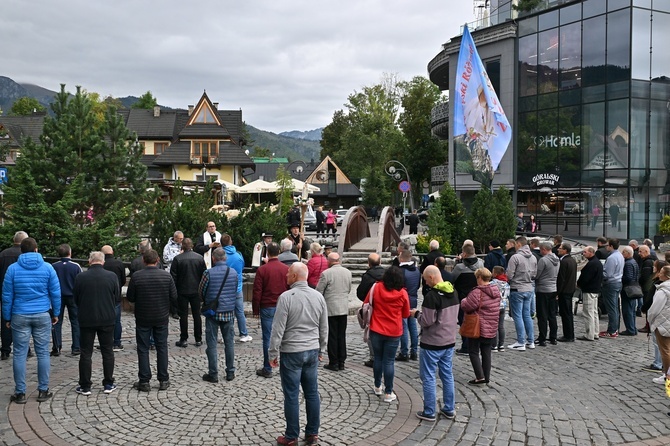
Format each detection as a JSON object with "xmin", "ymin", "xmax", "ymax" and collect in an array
[
  {"xmin": 460, "ymin": 267, "xmax": 501, "ymax": 385},
  {"xmin": 306, "ymin": 242, "xmax": 328, "ymax": 288},
  {"xmin": 364, "ymin": 266, "xmax": 410, "ymax": 403}
]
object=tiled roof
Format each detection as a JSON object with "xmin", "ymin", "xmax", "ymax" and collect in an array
[
  {"xmin": 0, "ymin": 115, "xmax": 46, "ymax": 144},
  {"xmin": 178, "ymin": 123, "xmax": 231, "ymax": 139},
  {"xmin": 153, "ymin": 141, "xmax": 190, "ymax": 165},
  {"xmin": 126, "ymin": 109, "xmax": 177, "ymax": 140},
  {"xmin": 140, "ymin": 154, "xmax": 158, "ymax": 167},
  {"xmin": 218, "ymin": 141, "xmax": 254, "ymax": 167}
]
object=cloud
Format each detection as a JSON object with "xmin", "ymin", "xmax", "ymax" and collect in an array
[{"xmin": 1, "ymin": 0, "xmax": 473, "ymax": 133}]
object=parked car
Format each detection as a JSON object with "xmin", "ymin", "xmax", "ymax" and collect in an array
[
  {"xmin": 336, "ymin": 209, "xmax": 348, "ymax": 226},
  {"xmin": 303, "ymin": 209, "xmax": 318, "ymax": 231}
]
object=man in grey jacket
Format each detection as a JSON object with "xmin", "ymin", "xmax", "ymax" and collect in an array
[
  {"xmin": 534, "ymin": 242, "xmax": 559, "ymax": 347},
  {"xmin": 270, "ymin": 262, "xmax": 327, "ymax": 446},
  {"xmin": 316, "ymin": 253, "xmax": 352, "ymax": 371},
  {"xmin": 507, "ymin": 237, "xmax": 538, "ymax": 351}
]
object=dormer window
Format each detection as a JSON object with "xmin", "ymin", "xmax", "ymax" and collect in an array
[{"xmin": 194, "ymin": 106, "xmax": 217, "ymax": 124}]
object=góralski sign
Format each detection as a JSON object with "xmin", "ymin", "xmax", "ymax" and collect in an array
[{"xmin": 532, "ymin": 173, "xmax": 560, "ymax": 187}]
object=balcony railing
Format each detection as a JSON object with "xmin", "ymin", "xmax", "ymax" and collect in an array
[{"xmin": 460, "ymin": 0, "xmax": 581, "ymax": 34}]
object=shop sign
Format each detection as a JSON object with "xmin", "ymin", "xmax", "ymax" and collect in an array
[
  {"xmin": 431, "ymin": 165, "xmax": 448, "ymax": 184},
  {"xmin": 533, "ymin": 133, "xmax": 580, "ymax": 148},
  {"xmin": 532, "ymin": 173, "xmax": 560, "ymax": 186}
]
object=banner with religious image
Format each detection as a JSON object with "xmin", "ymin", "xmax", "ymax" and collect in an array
[{"xmin": 452, "ymin": 25, "xmax": 512, "ymax": 187}]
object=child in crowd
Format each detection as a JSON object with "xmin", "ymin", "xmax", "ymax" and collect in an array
[{"xmin": 491, "ymin": 265, "xmax": 510, "ymax": 352}]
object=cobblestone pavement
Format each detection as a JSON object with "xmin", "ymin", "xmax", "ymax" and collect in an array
[{"xmin": 2, "ymin": 307, "xmax": 670, "ymax": 445}]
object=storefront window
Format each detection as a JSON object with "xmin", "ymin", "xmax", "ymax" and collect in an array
[
  {"xmin": 519, "ymin": 35, "xmax": 538, "ymax": 97},
  {"xmin": 557, "ymin": 106, "xmax": 581, "ymax": 185},
  {"xmin": 536, "ymin": 109, "xmax": 559, "ymax": 174},
  {"xmin": 630, "ymin": 98, "xmax": 649, "ymax": 169},
  {"xmin": 607, "ymin": 9, "xmax": 631, "ymax": 83},
  {"xmin": 606, "ymin": 99, "xmax": 630, "ymax": 169},
  {"xmin": 582, "ymin": 16, "xmax": 606, "ymax": 86},
  {"xmin": 582, "ymin": 102, "xmax": 606, "ymax": 170}
]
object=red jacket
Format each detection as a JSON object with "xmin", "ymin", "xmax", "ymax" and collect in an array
[
  {"xmin": 460, "ymin": 283, "xmax": 501, "ymax": 338},
  {"xmin": 307, "ymin": 254, "xmax": 328, "ymax": 288},
  {"xmin": 252, "ymin": 258, "xmax": 289, "ymax": 314},
  {"xmin": 364, "ymin": 282, "xmax": 410, "ymax": 338}
]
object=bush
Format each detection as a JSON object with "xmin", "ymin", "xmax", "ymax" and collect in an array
[
  {"xmin": 416, "ymin": 234, "xmax": 451, "ymax": 255},
  {"xmin": 659, "ymin": 215, "xmax": 670, "ymax": 235}
]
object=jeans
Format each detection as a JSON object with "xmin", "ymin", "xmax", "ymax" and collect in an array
[
  {"xmin": 620, "ymin": 292, "xmax": 637, "ymax": 335},
  {"xmin": 557, "ymin": 292, "xmax": 575, "ymax": 339},
  {"xmin": 260, "ymin": 307, "xmax": 276, "ymax": 372},
  {"xmin": 419, "ymin": 347, "xmax": 455, "ymax": 416},
  {"xmin": 113, "ymin": 303, "xmax": 122, "ymax": 347},
  {"xmin": 205, "ymin": 317, "xmax": 235, "ymax": 379},
  {"xmin": 327, "ymin": 315, "xmax": 347, "ymax": 366},
  {"xmin": 235, "ymin": 291, "xmax": 248, "ymax": 337},
  {"xmin": 536, "ymin": 292, "xmax": 558, "ymax": 342},
  {"xmin": 136, "ymin": 324, "xmax": 169, "ymax": 382},
  {"xmin": 653, "ymin": 333, "xmax": 663, "ymax": 370},
  {"xmin": 492, "ymin": 309, "xmax": 505, "ymax": 348},
  {"xmin": 602, "ymin": 282, "xmax": 622, "ymax": 334},
  {"xmin": 400, "ymin": 316, "xmax": 418, "ymax": 356},
  {"xmin": 280, "ymin": 349, "xmax": 320, "ymax": 440},
  {"xmin": 53, "ymin": 295, "xmax": 80, "ymax": 353},
  {"xmin": 370, "ymin": 331, "xmax": 400, "ymax": 394},
  {"xmin": 11, "ymin": 312, "xmax": 51, "ymax": 393},
  {"xmin": 468, "ymin": 337, "xmax": 493, "ymax": 381},
  {"xmin": 509, "ymin": 291, "xmax": 534, "ymax": 344},
  {"xmin": 178, "ymin": 293, "xmax": 202, "ymax": 342},
  {"xmin": 79, "ymin": 325, "xmax": 114, "ymax": 389}
]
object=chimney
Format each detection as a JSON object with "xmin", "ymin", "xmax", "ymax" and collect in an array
[
  {"xmin": 188, "ymin": 105, "xmax": 194, "ymax": 116},
  {"xmin": 213, "ymin": 102, "xmax": 219, "ymax": 109},
  {"xmin": 153, "ymin": 106, "xmax": 160, "ymax": 117}
]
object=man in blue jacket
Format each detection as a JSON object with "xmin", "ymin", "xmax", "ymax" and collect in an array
[
  {"xmin": 52, "ymin": 244, "xmax": 82, "ymax": 356},
  {"xmin": 221, "ymin": 234, "xmax": 252, "ymax": 343},
  {"xmin": 200, "ymin": 248, "xmax": 239, "ymax": 383},
  {"xmin": 397, "ymin": 249, "xmax": 421, "ymax": 361},
  {"xmin": 2, "ymin": 237, "xmax": 61, "ymax": 404}
]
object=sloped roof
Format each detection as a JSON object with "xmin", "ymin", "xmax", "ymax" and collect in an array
[
  {"xmin": 153, "ymin": 140, "xmax": 253, "ymax": 168},
  {"xmin": 153, "ymin": 141, "xmax": 191, "ymax": 165},
  {"xmin": 0, "ymin": 115, "xmax": 46, "ymax": 145},
  {"xmin": 126, "ymin": 109, "xmax": 177, "ymax": 140},
  {"xmin": 179, "ymin": 123, "xmax": 231, "ymax": 139}
]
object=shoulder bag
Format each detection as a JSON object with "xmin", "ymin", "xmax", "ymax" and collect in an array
[
  {"xmin": 459, "ymin": 289, "xmax": 482, "ymax": 339},
  {"xmin": 357, "ymin": 283, "xmax": 376, "ymax": 343},
  {"xmin": 203, "ymin": 267, "xmax": 230, "ymax": 316}
]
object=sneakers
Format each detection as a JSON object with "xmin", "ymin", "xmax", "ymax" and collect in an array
[
  {"xmin": 256, "ymin": 368, "xmax": 273, "ymax": 378},
  {"xmin": 416, "ymin": 411, "xmax": 437, "ymax": 421},
  {"xmin": 373, "ymin": 385, "xmax": 383, "ymax": 396},
  {"xmin": 491, "ymin": 346, "xmax": 498, "ymax": 353},
  {"xmin": 653, "ymin": 375, "xmax": 667, "ymax": 385},
  {"xmin": 508, "ymin": 342, "xmax": 526, "ymax": 351},
  {"xmin": 383, "ymin": 392, "xmax": 397, "ymax": 403},
  {"xmin": 643, "ymin": 364, "xmax": 663, "ymax": 372},
  {"xmin": 276, "ymin": 435, "xmax": 298, "ymax": 446},
  {"xmin": 525, "ymin": 342, "xmax": 535, "ymax": 349},
  {"xmin": 239, "ymin": 335, "xmax": 253, "ymax": 343},
  {"xmin": 37, "ymin": 389, "xmax": 52, "ymax": 402},
  {"xmin": 10, "ymin": 393, "xmax": 26, "ymax": 404},
  {"xmin": 103, "ymin": 384, "xmax": 117, "ymax": 394},
  {"xmin": 76, "ymin": 386, "xmax": 92, "ymax": 396},
  {"xmin": 113, "ymin": 345, "xmax": 124, "ymax": 352},
  {"xmin": 304, "ymin": 434, "xmax": 319, "ymax": 445},
  {"xmin": 133, "ymin": 381, "xmax": 151, "ymax": 392},
  {"xmin": 598, "ymin": 331, "xmax": 618, "ymax": 338},
  {"xmin": 497, "ymin": 346, "xmax": 505, "ymax": 352},
  {"xmin": 439, "ymin": 408, "xmax": 456, "ymax": 420},
  {"xmin": 159, "ymin": 380, "xmax": 170, "ymax": 391},
  {"xmin": 203, "ymin": 373, "xmax": 219, "ymax": 383},
  {"xmin": 195, "ymin": 341, "xmax": 203, "ymax": 347}
]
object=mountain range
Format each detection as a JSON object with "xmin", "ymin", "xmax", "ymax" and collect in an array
[{"xmin": 0, "ymin": 76, "xmax": 323, "ymax": 162}]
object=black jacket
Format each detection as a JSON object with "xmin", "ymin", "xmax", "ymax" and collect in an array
[
  {"xmin": 103, "ymin": 255, "xmax": 127, "ymax": 298},
  {"xmin": 130, "ymin": 256, "xmax": 163, "ymax": 276},
  {"xmin": 0, "ymin": 245, "xmax": 21, "ymax": 293},
  {"xmin": 74, "ymin": 265, "xmax": 120, "ymax": 327},
  {"xmin": 127, "ymin": 266, "xmax": 178, "ymax": 327},
  {"xmin": 557, "ymin": 255, "xmax": 577, "ymax": 295},
  {"xmin": 484, "ymin": 248, "xmax": 507, "ymax": 271},
  {"xmin": 357, "ymin": 265, "xmax": 385, "ymax": 301},
  {"xmin": 577, "ymin": 256, "xmax": 603, "ymax": 293},
  {"xmin": 171, "ymin": 249, "xmax": 207, "ymax": 296},
  {"xmin": 595, "ymin": 245, "xmax": 610, "ymax": 260}
]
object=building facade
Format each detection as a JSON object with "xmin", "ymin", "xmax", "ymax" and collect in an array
[{"xmin": 429, "ymin": 0, "xmax": 670, "ymax": 240}]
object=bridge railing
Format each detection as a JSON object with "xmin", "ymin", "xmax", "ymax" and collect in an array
[
  {"xmin": 340, "ymin": 206, "xmax": 371, "ymax": 252},
  {"xmin": 377, "ymin": 206, "xmax": 401, "ymax": 254}
]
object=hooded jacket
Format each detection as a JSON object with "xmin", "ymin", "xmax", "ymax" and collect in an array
[
  {"xmin": 535, "ymin": 253, "xmax": 559, "ymax": 293},
  {"xmin": 452, "ymin": 256, "xmax": 484, "ymax": 300},
  {"xmin": 417, "ymin": 281, "xmax": 459, "ymax": 349},
  {"xmin": 461, "ymin": 283, "xmax": 501, "ymax": 338},
  {"xmin": 647, "ymin": 280, "xmax": 670, "ymax": 336},
  {"xmin": 223, "ymin": 245, "xmax": 245, "ymax": 293},
  {"xmin": 507, "ymin": 245, "xmax": 537, "ymax": 292},
  {"xmin": 484, "ymin": 248, "xmax": 507, "ymax": 271},
  {"xmin": 2, "ymin": 252, "xmax": 61, "ymax": 320},
  {"xmin": 400, "ymin": 261, "xmax": 421, "ymax": 307}
]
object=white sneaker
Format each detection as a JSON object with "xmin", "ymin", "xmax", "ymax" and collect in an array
[
  {"xmin": 653, "ymin": 375, "xmax": 667, "ymax": 385},
  {"xmin": 383, "ymin": 392, "xmax": 397, "ymax": 402},
  {"xmin": 239, "ymin": 335, "xmax": 253, "ymax": 343},
  {"xmin": 373, "ymin": 386, "xmax": 383, "ymax": 396},
  {"xmin": 507, "ymin": 342, "xmax": 526, "ymax": 351},
  {"xmin": 525, "ymin": 342, "xmax": 535, "ymax": 349}
]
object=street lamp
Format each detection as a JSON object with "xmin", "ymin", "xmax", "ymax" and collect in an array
[{"xmin": 385, "ymin": 160, "xmax": 414, "ymax": 213}]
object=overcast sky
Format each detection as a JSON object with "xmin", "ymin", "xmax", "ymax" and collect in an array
[{"xmin": 2, "ymin": 1, "xmax": 476, "ymax": 133}]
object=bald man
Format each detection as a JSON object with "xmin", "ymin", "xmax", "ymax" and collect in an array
[
  {"xmin": 316, "ymin": 253, "xmax": 352, "ymax": 371},
  {"xmin": 411, "ymin": 265, "xmax": 459, "ymax": 421},
  {"xmin": 269, "ymin": 262, "xmax": 327, "ymax": 445}
]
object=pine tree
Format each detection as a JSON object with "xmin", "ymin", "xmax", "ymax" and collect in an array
[{"xmin": 427, "ymin": 182, "xmax": 466, "ymax": 254}]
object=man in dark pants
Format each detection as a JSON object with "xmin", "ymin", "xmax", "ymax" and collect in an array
[
  {"xmin": 101, "ymin": 245, "xmax": 126, "ymax": 351},
  {"xmin": 171, "ymin": 238, "xmax": 206, "ymax": 347},
  {"xmin": 52, "ymin": 244, "xmax": 82, "ymax": 356},
  {"xmin": 556, "ymin": 243, "xmax": 577, "ymax": 342},
  {"xmin": 535, "ymin": 242, "xmax": 559, "ymax": 346},
  {"xmin": 356, "ymin": 253, "xmax": 385, "ymax": 367},
  {"xmin": 126, "ymin": 249, "xmax": 178, "ymax": 392},
  {"xmin": 316, "ymin": 206, "xmax": 326, "ymax": 237},
  {"xmin": 0, "ymin": 231, "xmax": 29, "ymax": 360},
  {"xmin": 408, "ymin": 209, "xmax": 420, "ymax": 235},
  {"xmin": 74, "ymin": 251, "xmax": 120, "ymax": 395}
]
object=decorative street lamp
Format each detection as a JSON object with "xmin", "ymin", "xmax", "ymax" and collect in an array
[{"xmin": 385, "ymin": 160, "xmax": 414, "ymax": 213}]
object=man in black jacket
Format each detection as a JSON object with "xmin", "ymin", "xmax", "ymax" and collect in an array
[
  {"xmin": 576, "ymin": 246, "xmax": 603, "ymax": 341},
  {"xmin": 127, "ymin": 249, "xmax": 178, "ymax": 392},
  {"xmin": 74, "ymin": 251, "xmax": 120, "ymax": 395},
  {"xmin": 556, "ymin": 243, "xmax": 577, "ymax": 342},
  {"xmin": 171, "ymin": 238, "xmax": 206, "ymax": 348},
  {"xmin": 638, "ymin": 244, "xmax": 655, "ymax": 329},
  {"xmin": 356, "ymin": 253, "xmax": 385, "ymax": 367},
  {"xmin": 101, "ymin": 245, "xmax": 126, "ymax": 351},
  {"xmin": 0, "ymin": 231, "xmax": 28, "ymax": 360},
  {"xmin": 420, "ymin": 240, "xmax": 444, "ymax": 295}
]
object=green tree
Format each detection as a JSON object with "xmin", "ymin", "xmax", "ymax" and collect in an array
[
  {"xmin": 132, "ymin": 91, "xmax": 158, "ymax": 109},
  {"xmin": 275, "ymin": 165, "xmax": 294, "ymax": 216},
  {"xmin": 491, "ymin": 186, "xmax": 517, "ymax": 242},
  {"xmin": 9, "ymin": 97, "xmax": 46, "ymax": 115},
  {"xmin": 361, "ymin": 166, "xmax": 391, "ymax": 208},
  {"xmin": 252, "ymin": 146, "xmax": 272, "ymax": 158},
  {"xmin": 427, "ymin": 182, "xmax": 466, "ymax": 254},
  {"xmin": 514, "ymin": 0, "xmax": 542, "ymax": 12},
  {"xmin": 468, "ymin": 186, "xmax": 496, "ymax": 253},
  {"xmin": 1, "ymin": 84, "xmax": 152, "ymax": 258}
]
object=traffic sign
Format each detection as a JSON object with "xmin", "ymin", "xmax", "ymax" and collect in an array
[
  {"xmin": 398, "ymin": 181, "xmax": 411, "ymax": 193},
  {"xmin": 0, "ymin": 167, "xmax": 6, "ymax": 183}
]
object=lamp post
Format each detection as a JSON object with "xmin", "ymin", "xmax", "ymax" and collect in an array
[{"xmin": 385, "ymin": 160, "xmax": 413, "ymax": 213}]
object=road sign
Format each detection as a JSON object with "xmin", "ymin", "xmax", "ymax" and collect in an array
[
  {"xmin": 399, "ymin": 181, "xmax": 411, "ymax": 193},
  {"xmin": 0, "ymin": 167, "xmax": 6, "ymax": 183}
]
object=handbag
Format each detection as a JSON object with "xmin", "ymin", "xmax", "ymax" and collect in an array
[
  {"xmin": 623, "ymin": 284, "xmax": 643, "ymax": 299},
  {"xmin": 357, "ymin": 283, "xmax": 376, "ymax": 343},
  {"xmin": 459, "ymin": 290, "xmax": 482, "ymax": 339}
]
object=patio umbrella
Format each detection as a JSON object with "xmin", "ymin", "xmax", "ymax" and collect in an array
[
  {"xmin": 271, "ymin": 178, "xmax": 320, "ymax": 193},
  {"xmin": 236, "ymin": 179, "xmax": 278, "ymax": 203}
]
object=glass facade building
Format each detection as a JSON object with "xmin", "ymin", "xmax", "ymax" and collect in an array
[{"xmin": 429, "ymin": 0, "xmax": 670, "ymax": 240}]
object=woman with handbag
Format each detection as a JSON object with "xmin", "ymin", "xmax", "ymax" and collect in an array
[
  {"xmin": 460, "ymin": 267, "xmax": 501, "ymax": 385},
  {"xmin": 363, "ymin": 266, "xmax": 410, "ymax": 403}
]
